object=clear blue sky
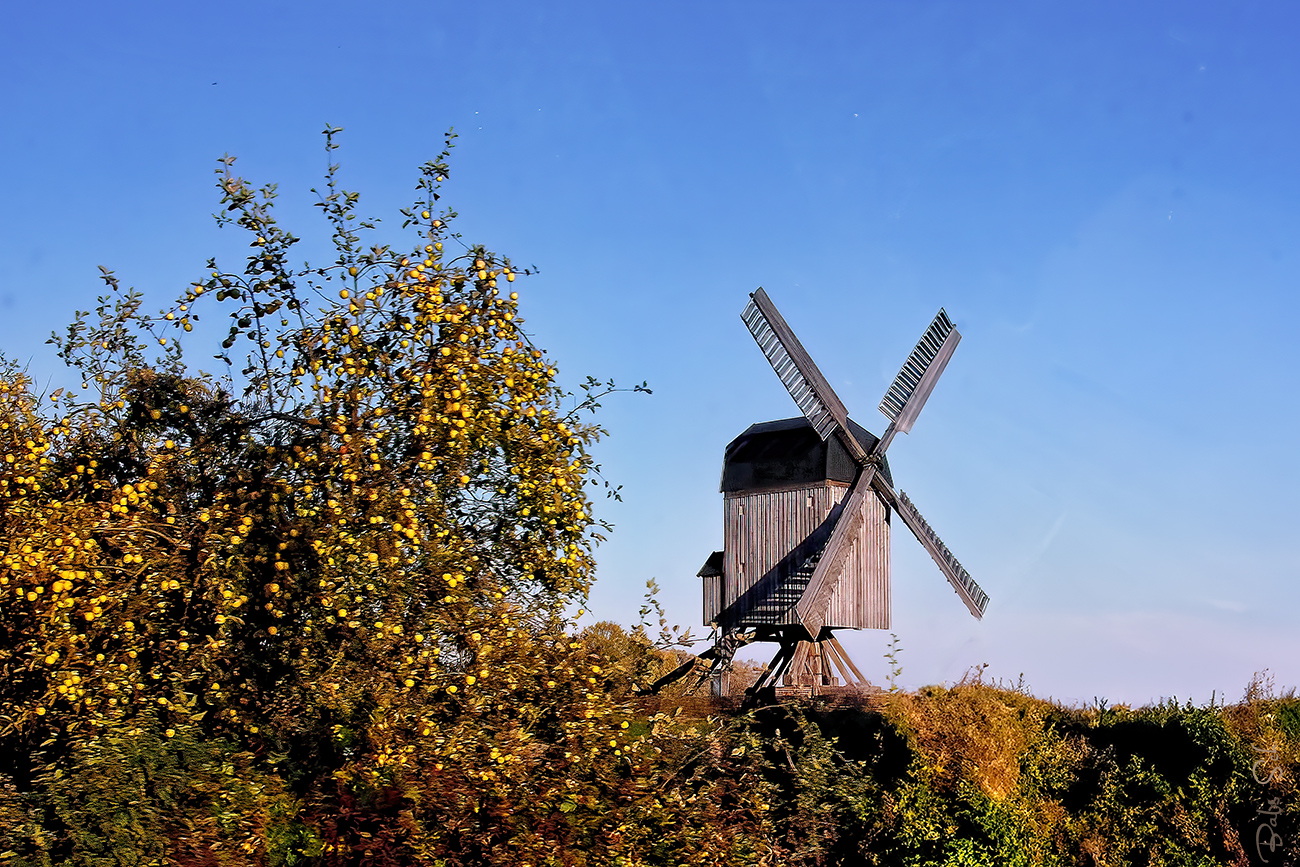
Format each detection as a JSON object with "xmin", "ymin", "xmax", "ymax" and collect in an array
[{"xmin": 3, "ymin": 1, "xmax": 1298, "ymax": 706}]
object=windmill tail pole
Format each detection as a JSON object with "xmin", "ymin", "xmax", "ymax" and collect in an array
[
  {"xmin": 637, "ymin": 657, "xmax": 701, "ymax": 696},
  {"xmin": 636, "ymin": 631, "xmax": 750, "ymax": 696}
]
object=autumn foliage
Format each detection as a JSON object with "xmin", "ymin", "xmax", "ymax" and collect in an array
[{"xmin": 0, "ymin": 130, "xmax": 773, "ymax": 866}]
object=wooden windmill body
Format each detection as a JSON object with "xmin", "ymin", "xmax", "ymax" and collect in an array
[{"xmin": 699, "ymin": 289, "xmax": 990, "ymax": 698}]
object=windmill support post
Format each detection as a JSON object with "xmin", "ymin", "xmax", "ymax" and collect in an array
[{"xmin": 739, "ymin": 627, "xmax": 873, "ymax": 703}]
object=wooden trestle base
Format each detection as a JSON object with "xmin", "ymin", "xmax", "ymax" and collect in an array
[{"xmin": 718, "ymin": 629, "xmax": 877, "ymax": 699}]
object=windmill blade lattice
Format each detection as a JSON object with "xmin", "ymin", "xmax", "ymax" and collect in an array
[
  {"xmin": 742, "ymin": 289, "xmax": 864, "ymax": 459},
  {"xmin": 892, "ymin": 489, "xmax": 989, "ymax": 619},
  {"xmin": 878, "ymin": 308, "xmax": 960, "ymax": 436}
]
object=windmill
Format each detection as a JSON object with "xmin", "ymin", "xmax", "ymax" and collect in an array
[{"xmin": 693, "ymin": 288, "xmax": 989, "ymax": 699}]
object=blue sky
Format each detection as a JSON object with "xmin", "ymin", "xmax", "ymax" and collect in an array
[{"xmin": 3, "ymin": 1, "xmax": 1298, "ymax": 706}]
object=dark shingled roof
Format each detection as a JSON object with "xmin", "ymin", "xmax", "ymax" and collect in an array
[{"xmin": 720, "ymin": 417, "xmax": 893, "ymax": 494}]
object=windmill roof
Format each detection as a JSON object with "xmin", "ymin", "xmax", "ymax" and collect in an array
[
  {"xmin": 697, "ymin": 550, "xmax": 724, "ymax": 578},
  {"xmin": 720, "ymin": 417, "xmax": 893, "ymax": 494}
]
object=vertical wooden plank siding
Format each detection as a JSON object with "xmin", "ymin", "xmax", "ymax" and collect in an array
[
  {"xmin": 722, "ymin": 482, "xmax": 891, "ymax": 629},
  {"xmin": 702, "ymin": 575, "xmax": 722, "ymax": 625},
  {"xmin": 862, "ymin": 495, "xmax": 891, "ymax": 629}
]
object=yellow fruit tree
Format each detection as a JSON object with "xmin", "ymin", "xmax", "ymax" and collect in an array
[{"xmin": 0, "ymin": 129, "xmax": 773, "ymax": 866}]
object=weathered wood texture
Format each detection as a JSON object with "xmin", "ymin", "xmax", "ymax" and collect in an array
[
  {"xmin": 827, "ymin": 636, "xmax": 868, "ymax": 684},
  {"xmin": 701, "ymin": 573, "xmax": 723, "ymax": 626},
  {"xmin": 796, "ymin": 468, "xmax": 873, "ymax": 635},
  {"xmin": 711, "ymin": 481, "xmax": 890, "ymax": 629}
]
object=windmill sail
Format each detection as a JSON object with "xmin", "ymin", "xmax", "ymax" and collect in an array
[
  {"xmin": 793, "ymin": 467, "xmax": 876, "ymax": 635},
  {"xmin": 743, "ymin": 288, "xmax": 866, "ymax": 462},
  {"xmin": 878, "ymin": 309, "xmax": 961, "ymax": 437},
  {"xmin": 887, "ymin": 488, "xmax": 988, "ymax": 619}
]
